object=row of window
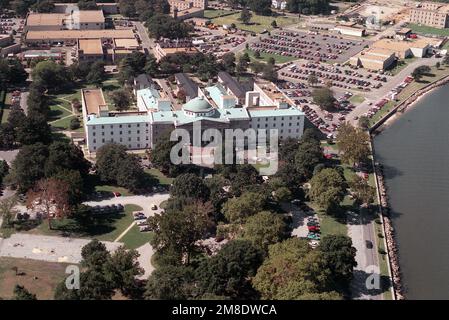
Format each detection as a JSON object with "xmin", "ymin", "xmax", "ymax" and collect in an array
[
  {"xmin": 92, "ymin": 123, "xmax": 149, "ymax": 130},
  {"xmin": 92, "ymin": 130, "xmax": 149, "ymax": 136},
  {"xmin": 92, "ymin": 143, "xmax": 149, "ymax": 151},
  {"xmin": 93, "ymin": 136, "xmax": 149, "ymax": 143}
]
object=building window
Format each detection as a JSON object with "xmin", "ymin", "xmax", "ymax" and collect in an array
[
  {"xmin": 93, "ymin": 139, "xmax": 96, "ymax": 143},
  {"xmin": 102, "ymin": 132, "xmax": 104, "ymax": 136},
  {"xmin": 102, "ymin": 138, "xmax": 105, "ymax": 143},
  {"xmin": 128, "ymin": 137, "xmax": 131, "ymax": 141},
  {"xmin": 101, "ymin": 125, "xmax": 104, "ymax": 129},
  {"xmin": 93, "ymin": 132, "xmax": 96, "ymax": 136},
  {"xmin": 119, "ymin": 125, "xmax": 122, "ymax": 128}
]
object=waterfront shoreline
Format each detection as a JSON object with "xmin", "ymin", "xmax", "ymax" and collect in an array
[{"xmin": 368, "ymin": 76, "xmax": 449, "ymax": 300}]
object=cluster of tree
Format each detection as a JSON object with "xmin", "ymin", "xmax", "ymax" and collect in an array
[
  {"xmin": 5, "ymin": 141, "xmax": 91, "ymax": 198},
  {"xmin": 411, "ymin": 65, "xmax": 431, "ymax": 82},
  {"xmin": 249, "ymin": 57, "xmax": 278, "ymax": 82},
  {"xmin": 336, "ymin": 122, "xmax": 371, "ymax": 166},
  {"xmin": 285, "ymin": 0, "xmax": 331, "ymax": 15},
  {"xmin": 312, "ymin": 87, "xmax": 336, "ymax": 111},
  {"xmin": 227, "ymin": 0, "xmax": 272, "ymax": 15},
  {"xmin": 118, "ymin": 0, "xmax": 169, "ymax": 21},
  {"xmin": 159, "ymin": 52, "xmax": 222, "ymax": 81},
  {"xmin": 95, "ymin": 143, "xmax": 152, "ymax": 193},
  {"xmin": 146, "ymin": 13, "xmax": 193, "ymax": 40},
  {"xmin": 308, "ymin": 167, "xmax": 346, "ymax": 213},
  {"xmin": 117, "ymin": 51, "xmax": 157, "ymax": 84},
  {"xmin": 0, "ymin": 160, "xmax": 8, "ymax": 187},
  {"xmin": 55, "ymin": 240, "xmax": 144, "ymax": 299},
  {"xmin": 253, "ymin": 235, "xmax": 356, "ymax": 299},
  {"xmin": 31, "ymin": 60, "xmax": 73, "ymax": 93},
  {"xmin": 0, "ymin": 58, "xmax": 27, "ymax": 90}
]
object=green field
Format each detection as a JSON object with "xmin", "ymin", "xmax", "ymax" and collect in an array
[
  {"xmin": 16, "ymin": 204, "xmax": 142, "ymax": 242},
  {"xmin": 204, "ymin": 9, "xmax": 236, "ymax": 19},
  {"xmin": 407, "ymin": 23, "xmax": 449, "ymax": 37},
  {"xmin": 120, "ymin": 224, "xmax": 154, "ymax": 250},
  {"xmin": 349, "ymin": 95, "xmax": 365, "ymax": 105},
  {"xmin": 243, "ymin": 49, "xmax": 298, "ymax": 64},
  {"xmin": 212, "ymin": 13, "xmax": 301, "ymax": 33},
  {"xmin": 144, "ymin": 168, "xmax": 173, "ymax": 186}
]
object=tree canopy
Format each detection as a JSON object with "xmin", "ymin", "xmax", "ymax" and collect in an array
[{"xmin": 309, "ymin": 168, "xmax": 346, "ymax": 213}]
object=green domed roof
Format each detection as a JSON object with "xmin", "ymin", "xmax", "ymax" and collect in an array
[{"xmin": 183, "ymin": 96, "xmax": 213, "ymax": 113}]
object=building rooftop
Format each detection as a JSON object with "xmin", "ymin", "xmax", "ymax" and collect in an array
[
  {"xmin": 218, "ymin": 71, "xmax": 246, "ymax": 99},
  {"xmin": 26, "ymin": 13, "xmax": 65, "ymax": 26},
  {"xmin": 175, "ymin": 73, "xmax": 198, "ymax": 99},
  {"xmin": 183, "ymin": 96, "xmax": 213, "ymax": 113},
  {"xmin": 134, "ymin": 74, "xmax": 155, "ymax": 91},
  {"xmin": 247, "ymin": 106, "xmax": 304, "ymax": 118},
  {"xmin": 114, "ymin": 38, "xmax": 139, "ymax": 49},
  {"xmin": 78, "ymin": 39, "xmax": 103, "ymax": 55},
  {"xmin": 373, "ymin": 38, "xmax": 430, "ymax": 52},
  {"xmin": 82, "ymin": 89, "xmax": 108, "ymax": 115},
  {"xmin": 75, "ymin": 10, "xmax": 105, "ymax": 23},
  {"xmin": 26, "ymin": 29, "xmax": 134, "ymax": 41}
]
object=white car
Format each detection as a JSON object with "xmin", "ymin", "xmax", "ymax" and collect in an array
[{"xmin": 151, "ymin": 204, "xmax": 157, "ymax": 210}]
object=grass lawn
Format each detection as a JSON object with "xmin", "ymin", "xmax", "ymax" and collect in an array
[
  {"xmin": 19, "ymin": 204, "xmax": 142, "ymax": 242},
  {"xmin": 144, "ymin": 168, "xmax": 173, "ymax": 186},
  {"xmin": 0, "ymin": 257, "xmax": 69, "ymax": 300},
  {"xmin": 49, "ymin": 104, "xmax": 72, "ymax": 120},
  {"xmin": 369, "ymin": 101, "xmax": 396, "ymax": 126},
  {"xmin": 212, "ymin": 13, "xmax": 301, "ymax": 33},
  {"xmin": 51, "ymin": 115, "xmax": 77, "ymax": 130},
  {"xmin": 387, "ymin": 57, "xmax": 418, "ymax": 76},
  {"xmin": 407, "ymin": 23, "xmax": 449, "ymax": 37},
  {"xmin": 120, "ymin": 224, "xmax": 154, "ymax": 250},
  {"xmin": 243, "ymin": 48, "xmax": 298, "ymax": 64},
  {"xmin": 1, "ymin": 92, "xmax": 11, "ymax": 124},
  {"xmin": 204, "ymin": 9, "xmax": 235, "ymax": 19},
  {"xmin": 349, "ymin": 95, "xmax": 365, "ymax": 105},
  {"xmin": 95, "ymin": 184, "xmax": 134, "ymax": 197}
]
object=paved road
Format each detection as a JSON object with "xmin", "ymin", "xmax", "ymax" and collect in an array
[
  {"xmin": 135, "ymin": 21, "xmax": 154, "ymax": 54},
  {"xmin": 20, "ymin": 91, "xmax": 29, "ymax": 114},
  {"xmin": 348, "ymin": 211, "xmax": 383, "ymax": 300}
]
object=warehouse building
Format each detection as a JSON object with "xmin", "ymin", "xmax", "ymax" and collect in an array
[
  {"xmin": 25, "ymin": 10, "xmax": 105, "ymax": 31},
  {"xmin": 350, "ymin": 47, "xmax": 396, "ymax": 71}
]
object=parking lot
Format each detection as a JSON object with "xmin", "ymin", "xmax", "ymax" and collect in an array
[
  {"xmin": 192, "ymin": 26, "xmax": 250, "ymax": 58},
  {"xmin": 250, "ymin": 31, "xmax": 367, "ymax": 63},
  {"xmin": 279, "ymin": 61, "xmax": 391, "ymax": 92}
]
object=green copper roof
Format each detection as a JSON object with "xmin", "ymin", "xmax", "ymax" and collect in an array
[{"xmin": 183, "ymin": 96, "xmax": 213, "ymax": 113}]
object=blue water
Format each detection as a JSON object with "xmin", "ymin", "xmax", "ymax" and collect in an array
[{"xmin": 373, "ymin": 84, "xmax": 449, "ymax": 299}]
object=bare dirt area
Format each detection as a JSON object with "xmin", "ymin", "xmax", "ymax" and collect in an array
[{"xmin": 0, "ymin": 257, "xmax": 68, "ymax": 300}]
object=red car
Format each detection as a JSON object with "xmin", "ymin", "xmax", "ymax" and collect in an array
[
  {"xmin": 113, "ymin": 192, "xmax": 121, "ymax": 197},
  {"xmin": 308, "ymin": 225, "xmax": 320, "ymax": 232}
]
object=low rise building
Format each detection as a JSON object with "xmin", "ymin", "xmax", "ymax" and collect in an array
[
  {"xmin": 0, "ymin": 34, "xmax": 13, "ymax": 47},
  {"xmin": 169, "ymin": 0, "xmax": 206, "ymax": 20},
  {"xmin": 25, "ymin": 10, "xmax": 105, "ymax": 32},
  {"xmin": 204, "ymin": 83, "xmax": 237, "ymax": 109},
  {"xmin": 25, "ymin": 29, "xmax": 135, "ymax": 45},
  {"xmin": 82, "ymin": 79, "xmax": 305, "ymax": 154},
  {"xmin": 334, "ymin": 25, "xmax": 366, "ymax": 37},
  {"xmin": 350, "ymin": 47, "xmax": 396, "ymax": 71},
  {"xmin": 175, "ymin": 73, "xmax": 199, "ymax": 101},
  {"xmin": 78, "ymin": 39, "xmax": 104, "ymax": 61},
  {"xmin": 372, "ymin": 38, "xmax": 430, "ymax": 58},
  {"xmin": 153, "ymin": 41, "xmax": 198, "ymax": 61},
  {"xmin": 218, "ymin": 71, "xmax": 247, "ymax": 105}
]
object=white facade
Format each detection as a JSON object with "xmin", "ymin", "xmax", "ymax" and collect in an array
[
  {"xmin": 272, "ymin": 0, "xmax": 286, "ymax": 10},
  {"xmin": 248, "ymin": 112, "xmax": 304, "ymax": 140}
]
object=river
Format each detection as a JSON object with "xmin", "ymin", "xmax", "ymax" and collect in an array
[{"xmin": 373, "ymin": 84, "xmax": 449, "ymax": 299}]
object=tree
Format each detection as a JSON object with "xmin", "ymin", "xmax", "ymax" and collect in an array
[
  {"xmin": 358, "ymin": 115, "xmax": 370, "ymax": 130},
  {"xmin": 253, "ymin": 50, "xmax": 261, "ymax": 59},
  {"xmin": 31, "ymin": 61, "xmax": 71, "ymax": 92},
  {"xmin": 236, "ymin": 54, "xmax": 250, "ymax": 75},
  {"xmin": 318, "ymin": 235, "xmax": 357, "ymax": 291},
  {"xmin": 222, "ymin": 52, "xmax": 236, "ymax": 74},
  {"xmin": 13, "ymin": 285, "xmax": 37, "ymax": 300},
  {"xmin": 146, "ymin": 13, "xmax": 192, "ymax": 39},
  {"xmin": 253, "ymin": 238, "xmax": 338, "ymax": 299},
  {"xmin": 96, "ymin": 143, "xmax": 148, "ymax": 193},
  {"xmin": 70, "ymin": 117, "xmax": 81, "ymax": 130},
  {"xmin": 349, "ymin": 174, "xmax": 375, "ymax": 206},
  {"xmin": 16, "ymin": 113, "xmax": 52, "ymax": 146},
  {"xmin": 443, "ymin": 53, "xmax": 449, "ymax": 65},
  {"xmin": 195, "ymin": 240, "xmax": 263, "ymax": 299},
  {"xmin": 411, "ymin": 65, "xmax": 431, "ymax": 81},
  {"xmin": 436, "ymin": 61, "xmax": 441, "ymax": 69},
  {"xmin": 273, "ymin": 186, "xmax": 292, "ymax": 203},
  {"xmin": 336, "ymin": 122, "xmax": 371, "ymax": 166},
  {"xmin": 239, "ymin": 7, "xmax": 252, "ymax": 25},
  {"xmin": 294, "ymin": 132, "xmax": 324, "ymax": 181},
  {"xmin": 0, "ymin": 159, "xmax": 9, "ymax": 186},
  {"xmin": 104, "ymin": 246, "xmax": 144, "ymax": 297},
  {"xmin": 286, "ymin": 0, "xmax": 330, "ymax": 15},
  {"xmin": 6, "ymin": 143, "xmax": 49, "ymax": 193},
  {"xmin": 170, "ymin": 173, "xmax": 210, "ymax": 201},
  {"xmin": 262, "ymin": 63, "xmax": 278, "ymax": 81},
  {"xmin": 26, "ymin": 178, "xmax": 71, "ymax": 230},
  {"xmin": 221, "ymin": 191, "xmax": 265, "ymax": 224},
  {"xmin": 312, "ymin": 87, "xmax": 335, "ymax": 111},
  {"xmin": 247, "ymin": 0, "xmax": 272, "ymax": 15},
  {"xmin": 78, "ymin": 0, "xmax": 97, "ymax": 10},
  {"xmin": 242, "ymin": 211, "xmax": 286, "ymax": 252},
  {"xmin": 33, "ymin": 0, "xmax": 54, "ymax": 12},
  {"xmin": 110, "ymin": 89, "xmax": 132, "ymax": 111},
  {"xmin": 217, "ymin": 164, "xmax": 262, "ymax": 196},
  {"xmin": 309, "ymin": 168, "xmax": 346, "ymax": 213},
  {"xmin": 148, "ymin": 201, "xmax": 214, "ymax": 264},
  {"xmin": 271, "ymin": 20, "xmax": 278, "ymax": 28},
  {"xmin": 145, "ymin": 265, "xmax": 195, "ymax": 300},
  {"xmin": 86, "ymin": 61, "xmax": 106, "ymax": 87},
  {"xmin": 0, "ymin": 196, "xmax": 18, "ymax": 228},
  {"xmin": 308, "ymin": 74, "xmax": 318, "ymax": 87},
  {"xmin": 149, "ymin": 132, "xmax": 180, "ymax": 176}
]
